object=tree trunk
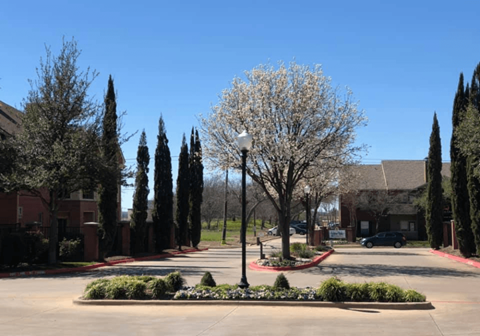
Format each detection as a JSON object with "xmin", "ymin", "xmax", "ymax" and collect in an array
[
  {"xmin": 221, "ymin": 169, "xmax": 228, "ymax": 243},
  {"xmin": 48, "ymin": 194, "xmax": 59, "ymax": 265}
]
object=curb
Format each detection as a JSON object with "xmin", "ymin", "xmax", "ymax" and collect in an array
[
  {"xmin": 430, "ymin": 249, "xmax": 480, "ymax": 269},
  {"xmin": 249, "ymin": 249, "xmax": 334, "ymax": 272},
  {"xmin": 72, "ymin": 296, "xmax": 433, "ymax": 310},
  {"xmin": 0, "ymin": 248, "xmax": 208, "ymax": 279}
]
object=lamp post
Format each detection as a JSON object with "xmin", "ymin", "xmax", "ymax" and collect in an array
[
  {"xmin": 304, "ymin": 185, "xmax": 311, "ymax": 246},
  {"xmin": 237, "ymin": 130, "xmax": 252, "ymax": 289}
]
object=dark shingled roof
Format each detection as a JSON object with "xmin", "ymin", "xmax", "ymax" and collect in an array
[{"xmin": 0, "ymin": 100, "xmax": 23, "ymax": 137}]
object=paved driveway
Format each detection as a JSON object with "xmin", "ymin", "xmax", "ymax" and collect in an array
[{"xmin": 1, "ymin": 236, "xmax": 480, "ymax": 335}]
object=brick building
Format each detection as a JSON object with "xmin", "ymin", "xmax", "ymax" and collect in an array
[
  {"xmin": 0, "ymin": 100, "xmax": 121, "ymax": 230},
  {"xmin": 339, "ymin": 160, "xmax": 451, "ymax": 240}
]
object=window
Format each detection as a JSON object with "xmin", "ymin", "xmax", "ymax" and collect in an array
[
  {"xmin": 18, "ymin": 207, "xmax": 23, "ymax": 219},
  {"xmin": 38, "ymin": 212, "xmax": 43, "ymax": 224},
  {"xmin": 400, "ymin": 221, "xmax": 409, "ymax": 231},
  {"xmin": 82, "ymin": 190, "xmax": 94, "ymax": 200}
]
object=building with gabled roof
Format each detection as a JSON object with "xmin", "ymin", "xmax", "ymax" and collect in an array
[
  {"xmin": 339, "ymin": 160, "xmax": 451, "ymax": 240},
  {"xmin": 0, "ymin": 100, "xmax": 122, "ymax": 239}
]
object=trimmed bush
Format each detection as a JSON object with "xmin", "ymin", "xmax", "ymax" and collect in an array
[
  {"xmin": 384, "ymin": 284, "xmax": 405, "ymax": 302},
  {"xmin": 105, "ymin": 281, "xmax": 126, "ymax": 299},
  {"xmin": 135, "ymin": 275, "xmax": 156, "ymax": 283},
  {"xmin": 404, "ymin": 289, "xmax": 426, "ymax": 302},
  {"xmin": 317, "ymin": 277, "xmax": 347, "ymax": 302},
  {"xmin": 200, "ymin": 271, "xmax": 216, "ymax": 287},
  {"xmin": 368, "ymin": 282, "xmax": 389, "ymax": 302},
  {"xmin": 290, "ymin": 243, "xmax": 305, "ymax": 254},
  {"xmin": 314, "ymin": 245, "xmax": 330, "ymax": 252},
  {"xmin": 298, "ymin": 249, "xmax": 314, "ymax": 258},
  {"xmin": 84, "ymin": 283, "xmax": 107, "ymax": 300},
  {"xmin": 346, "ymin": 283, "xmax": 370, "ymax": 302},
  {"xmin": 273, "ymin": 273, "xmax": 290, "ymax": 290},
  {"xmin": 124, "ymin": 280, "xmax": 147, "ymax": 299},
  {"xmin": 149, "ymin": 278, "xmax": 167, "ymax": 298},
  {"xmin": 164, "ymin": 271, "xmax": 186, "ymax": 292},
  {"xmin": 59, "ymin": 237, "xmax": 83, "ymax": 261}
]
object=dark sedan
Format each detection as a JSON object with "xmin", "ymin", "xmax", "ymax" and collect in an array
[
  {"xmin": 360, "ymin": 232, "xmax": 407, "ymax": 248},
  {"xmin": 290, "ymin": 223, "xmax": 307, "ymax": 235}
]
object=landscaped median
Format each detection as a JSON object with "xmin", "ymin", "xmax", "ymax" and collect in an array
[
  {"xmin": 0, "ymin": 248, "xmax": 208, "ymax": 279},
  {"xmin": 73, "ymin": 271, "xmax": 433, "ymax": 310},
  {"xmin": 250, "ymin": 244, "xmax": 334, "ymax": 272}
]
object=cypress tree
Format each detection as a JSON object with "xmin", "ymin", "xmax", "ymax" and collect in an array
[
  {"xmin": 189, "ymin": 128, "xmax": 203, "ymax": 247},
  {"xmin": 467, "ymin": 64, "xmax": 480, "ymax": 255},
  {"xmin": 176, "ymin": 135, "xmax": 189, "ymax": 249},
  {"xmin": 98, "ymin": 75, "xmax": 120, "ymax": 257},
  {"xmin": 152, "ymin": 116, "xmax": 174, "ymax": 251},
  {"xmin": 426, "ymin": 113, "xmax": 443, "ymax": 249},
  {"xmin": 450, "ymin": 73, "xmax": 476, "ymax": 257},
  {"xmin": 131, "ymin": 131, "xmax": 150, "ymax": 254}
]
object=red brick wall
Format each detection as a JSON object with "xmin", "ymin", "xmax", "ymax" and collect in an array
[{"xmin": 0, "ymin": 192, "xmax": 18, "ymax": 224}]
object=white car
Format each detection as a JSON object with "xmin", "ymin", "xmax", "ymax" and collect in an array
[{"xmin": 267, "ymin": 226, "xmax": 295, "ymax": 236}]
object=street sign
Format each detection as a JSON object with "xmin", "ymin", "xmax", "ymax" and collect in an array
[{"xmin": 329, "ymin": 230, "xmax": 346, "ymax": 239}]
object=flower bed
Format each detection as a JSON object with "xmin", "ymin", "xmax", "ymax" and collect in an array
[{"xmin": 81, "ymin": 272, "xmax": 427, "ymax": 303}]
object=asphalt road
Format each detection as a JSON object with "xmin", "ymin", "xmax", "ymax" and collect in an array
[{"xmin": 1, "ymin": 236, "xmax": 480, "ymax": 335}]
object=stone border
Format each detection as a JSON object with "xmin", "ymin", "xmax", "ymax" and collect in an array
[
  {"xmin": 430, "ymin": 249, "xmax": 480, "ymax": 269},
  {"xmin": 0, "ymin": 248, "xmax": 208, "ymax": 279},
  {"xmin": 248, "ymin": 249, "xmax": 334, "ymax": 272},
  {"xmin": 72, "ymin": 296, "xmax": 433, "ymax": 310}
]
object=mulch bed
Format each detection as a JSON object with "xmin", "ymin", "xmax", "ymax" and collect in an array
[{"xmin": 438, "ymin": 246, "xmax": 480, "ymax": 263}]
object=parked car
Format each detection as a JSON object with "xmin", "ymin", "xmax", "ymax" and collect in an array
[
  {"xmin": 327, "ymin": 222, "xmax": 340, "ymax": 229},
  {"xmin": 360, "ymin": 232, "xmax": 407, "ymax": 248},
  {"xmin": 290, "ymin": 223, "xmax": 307, "ymax": 235},
  {"xmin": 267, "ymin": 226, "xmax": 295, "ymax": 236}
]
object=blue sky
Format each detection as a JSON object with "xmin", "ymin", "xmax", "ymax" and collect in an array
[{"xmin": 2, "ymin": 0, "xmax": 480, "ymax": 211}]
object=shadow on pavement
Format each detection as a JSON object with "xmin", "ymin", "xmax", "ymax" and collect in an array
[{"xmin": 302, "ymin": 263, "xmax": 480, "ymax": 278}]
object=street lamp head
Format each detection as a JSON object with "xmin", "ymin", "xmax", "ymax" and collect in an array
[
  {"xmin": 237, "ymin": 131, "xmax": 253, "ymax": 151},
  {"xmin": 304, "ymin": 185, "xmax": 311, "ymax": 194}
]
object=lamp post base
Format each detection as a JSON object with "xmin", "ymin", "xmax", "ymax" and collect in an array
[{"xmin": 238, "ymin": 276, "xmax": 249, "ymax": 289}]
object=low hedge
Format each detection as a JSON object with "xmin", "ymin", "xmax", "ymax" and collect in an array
[{"xmin": 82, "ymin": 273, "xmax": 426, "ymax": 303}]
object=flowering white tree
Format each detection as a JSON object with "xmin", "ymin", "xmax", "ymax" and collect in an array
[{"xmin": 201, "ymin": 62, "xmax": 367, "ymax": 258}]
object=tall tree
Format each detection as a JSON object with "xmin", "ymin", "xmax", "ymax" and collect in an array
[
  {"xmin": 0, "ymin": 38, "xmax": 103, "ymax": 264},
  {"xmin": 189, "ymin": 128, "xmax": 203, "ymax": 247},
  {"xmin": 426, "ymin": 113, "xmax": 443, "ymax": 249},
  {"xmin": 464, "ymin": 64, "xmax": 480, "ymax": 255},
  {"xmin": 450, "ymin": 73, "xmax": 476, "ymax": 257},
  {"xmin": 201, "ymin": 62, "xmax": 366, "ymax": 259},
  {"xmin": 98, "ymin": 75, "xmax": 120, "ymax": 257},
  {"xmin": 131, "ymin": 131, "xmax": 150, "ymax": 254},
  {"xmin": 152, "ymin": 116, "xmax": 174, "ymax": 251},
  {"xmin": 176, "ymin": 135, "xmax": 189, "ymax": 249}
]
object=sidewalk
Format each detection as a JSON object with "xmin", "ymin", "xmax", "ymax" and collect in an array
[{"xmin": 0, "ymin": 248, "xmax": 208, "ymax": 279}]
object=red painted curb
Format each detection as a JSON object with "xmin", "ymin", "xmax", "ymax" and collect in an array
[
  {"xmin": 249, "ymin": 249, "xmax": 334, "ymax": 272},
  {"xmin": 0, "ymin": 248, "xmax": 208, "ymax": 279},
  {"xmin": 430, "ymin": 249, "xmax": 480, "ymax": 269}
]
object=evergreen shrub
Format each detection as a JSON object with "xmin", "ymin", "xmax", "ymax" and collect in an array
[
  {"xmin": 273, "ymin": 273, "xmax": 290, "ymax": 289},
  {"xmin": 164, "ymin": 271, "xmax": 185, "ymax": 292},
  {"xmin": 200, "ymin": 271, "xmax": 216, "ymax": 287}
]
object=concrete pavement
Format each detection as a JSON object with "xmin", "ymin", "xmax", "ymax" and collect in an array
[{"xmin": 1, "ymin": 235, "xmax": 480, "ymax": 335}]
